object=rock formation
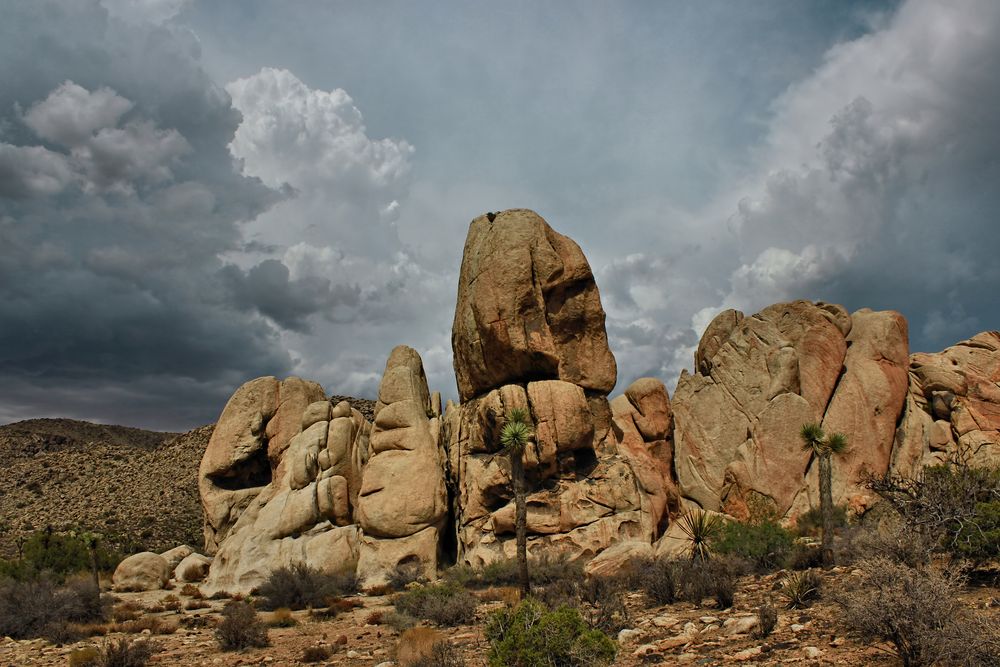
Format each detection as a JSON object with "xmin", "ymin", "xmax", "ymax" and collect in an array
[
  {"xmin": 451, "ymin": 209, "xmax": 617, "ymax": 401},
  {"xmin": 893, "ymin": 331, "xmax": 1000, "ymax": 474},
  {"xmin": 445, "ymin": 210, "xmax": 669, "ymax": 567},
  {"xmin": 673, "ymin": 301, "xmax": 909, "ymax": 519},
  {"xmin": 194, "ymin": 207, "xmax": 1000, "ymax": 590}
]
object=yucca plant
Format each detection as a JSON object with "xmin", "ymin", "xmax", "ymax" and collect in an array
[
  {"xmin": 677, "ymin": 510, "xmax": 723, "ymax": 562},
  {"xmin": 500, "ymin": 408, "xmax": 534, "ymax": 596},
  {"xmin": 780, "ymin": 569, "xmax": 821, "ymax": 609},
  {"xmin": 801, "ymin": 423, "xmax": 849, "ymax": 567}
]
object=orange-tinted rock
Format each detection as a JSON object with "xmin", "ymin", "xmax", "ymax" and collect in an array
[
  {"xmin": 820, "ymin": 309, "xmax": 909, "ymax": 509},
  {"xmin": 451, "ymin": 209, "xmax": 616, "ymax": 402}
]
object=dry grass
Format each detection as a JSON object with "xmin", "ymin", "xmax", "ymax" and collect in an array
[
  {"xmin": 395, "ymin": 626, "xmax": 443, "ymax": 665},
  {"xmin": 474, "ymin": 586, "xmax": 521, "ymax": 605}
]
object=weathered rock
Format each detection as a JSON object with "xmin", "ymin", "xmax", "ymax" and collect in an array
[
  {"xmin": 356, "ymin": 526, "xmax": 439, "ymax": 590},
  {"xmin": 174, "ymin": 553, "xmax": 212, "ymax": 582},
  {"xmin": 112, "ymin": 552, "xmax": 170, "ymax": 591},
  {"xmin": 892, "ymin": 331, "xmax": 1000, "ymax": 472},
  {"xmin": 611, "ymin": 378, "xmax": 679, "ymax": 539},
  {"xmin": 817, "ymin": 309, "xmax": 909, "ymax": 511},
  {"xmin": 584, "ymin": 540, "xmax": 653, "ymax": 578},
  {"xmin": 199, "ymin": 376, "xmax": 325, "ymax": 553},
  {"xmin": 674, "ymin": 301, "xmax": 852, "ymax": 517},
  {"xmin": 159, "ymin": 545, "xmax": 193, "ymax": 570},
  {"xmin": 451, "ymin": 209, "xmax": 616, "ymax": 402}
]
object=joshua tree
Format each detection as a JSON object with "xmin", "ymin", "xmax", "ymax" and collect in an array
[
  {"xmin": 500, "ymin": 407, "xmax": 534, "ymax": 596},
  {"xmin": 800, "ymin": 423, "xmax": 849, "ymax": 567}
]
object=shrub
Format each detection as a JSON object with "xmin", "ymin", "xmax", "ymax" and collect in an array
[
  {"xmin": 637, "ymin": 558, "xmax": 676, "ymax": 605},
  {"xmin": 111, "ymin": 601, "xmax": 143, "ymax": 623},
  {"xmin": 117, "ymin": 617, "xmax": 177, "ymax": 635},
  {"xmin": 396, "ymin": 627, "xmax": 443, "ymax": 665},
  {"xmin": 385, "ymin": 610, "xmax": 417, "ymax": 632},
  {"xmin": 753, "ymin": 602, "xmax": 777, "ymax": 639},
  {"xmin": 179, "ymin": 583, "xmax": 203, "ymax": 598},
  {"xmin": 394, "ymin": 583, "xmax": 478, "ymax": 626},
  {"xmin": 671, "ymin": 557, "xmax": 742, "ymax": 608},
  {"xmin": 843, "ymin": 516, "xmax": 935, "ymax": 567},
  {"xmin": 96, "ymin": 637, "xmax": 158, "ymax": 667},
  {"xmin": 255, "ymin": 563, "xmax": 357, "ymax": 610},
  {"xmin": 780, "ymin": 570, "xmax": 821, "ymax": 609},
  {"xmin": 215, "ymin": 601, "xmax": 269, "ymax": 651},
  {"xmin": 0, "ymin": 576, "xmax": 106, "ymax": 641},
  {"xmin": 864, "ymin": 463, "xmax": 1000, "ymax": 561},
  {"xmin": 9, "ymin": 530, "xmax": 121, "ymax": 581},
  {"xmin": 388, "ymin": 559, "xmax": 427, "ymax": 591},
  {"xmin": 713, "ymin": 519, "xmax": 794, "ymax": 571},
  {"xmin": 301, "ymin": 645, "xmax": 333, "ymax": 663},
  {"xmin": 485, "ymin": 599, "xmax": 616, "ymax": 667},
  {"xmin": 266, "ymin": 607, "xmax": 297, "ymax": 628},
  {"xmin": 580, "ymin": 576, "xmax": 629, "ymax": 634},
  {"xmin": 954, "ymin": 500, "xmax": 1000, "ymax": 562},
  {"xmin": 837, "ymin": 557, "xmax": 1000, "ymax": 666},
  {"xmin": 407, "ymin": 640, "xmax": 464, "ymax": 667},
  {"xmin": 68, "ymin": 646, "xmax": 101, "ymax": 667},
  {"xmin": 476, "ymin": 555, "xmax": 584, "ymax": 589},
  {"xmin": 795, "ymin": 505, "xmax": 848, "ymax": 538}
]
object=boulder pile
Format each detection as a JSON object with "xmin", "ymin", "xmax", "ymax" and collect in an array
[{"xmin": 190, "ymin": 209, "xmax": 1000, "ymax": 592}]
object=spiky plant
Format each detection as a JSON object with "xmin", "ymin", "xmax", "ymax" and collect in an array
[
  {"xmin": 500, "ymin": 408, "xmax": 534, "ymax": 596},
  {"xmin": 677, "ymin": 510, "xmax": 723, "ymax": 562},
  {"xmin": 780, "ymin": 570, "xmax": 821, "ymax": 609},
  {"xmin": 801, "ymin": 424, "xmax": 850, "ymax": 567}
]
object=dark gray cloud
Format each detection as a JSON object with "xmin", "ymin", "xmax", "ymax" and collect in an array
[{"xmin": 0, "ymin": 0, "xmax": 291, "ymax": 429}]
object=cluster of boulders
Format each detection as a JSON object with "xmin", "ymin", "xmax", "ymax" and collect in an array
[
  {"xmin": 183, "ymin": 209, "xmax": 999, "ymax": 593},
  {"xmin": 112, "ymin": 545, "xmax": 211, "ymax": 591}
]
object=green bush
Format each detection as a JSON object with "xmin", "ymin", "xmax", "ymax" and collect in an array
[
  {"xmin": 712, "ymin": 519, "xmax": 795, "ymax": 571},
  {"xmin": 954, "ymin": 500, "xmax": 1000, "ymax": 562},
  {"xmin": 865, "ymin": 463, "xmax": 1000, "ymax": 562},
  {"xmin": 0, "ymin": 530, "xmax": 121, "ymax": 581},
  {"xmin": 477, "ymin": 555, "xmax": 584, "ymax": 589},
  {"xmin": 255, "ymin": 563, "xmax": 357, "ymax": 610},
  {"xmin": 485, "ymin": 599, "xmax": 616, "ymax": 667},
  {"xmin": 394, "ymin": 583, "xmax": 478, "ymax": 627}
]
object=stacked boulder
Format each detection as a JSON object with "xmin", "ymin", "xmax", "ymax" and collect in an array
[
  {"xmin": 893, "ymin": 331, "xmax": 1000, "ymax": 475},
  {"xmin": 446, "ymin": 209, "xmax": 673, "ymax": 566}
]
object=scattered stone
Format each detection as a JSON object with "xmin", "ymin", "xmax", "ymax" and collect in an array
[
  {"xmin": 732, "ymin": 646, "xmax": 763, "ymax": 661},
  {"xmin": 618, "ymin": 628, "xmax": 643, "ymax": 643},
  {"xmin": 804, "ymin": 646, "xmax": 823, "ymax": 658}
]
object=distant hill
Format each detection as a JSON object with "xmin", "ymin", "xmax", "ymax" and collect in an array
[{"xmin": 0, "ymin": 418, "xmax": 212, "ymax": 559}]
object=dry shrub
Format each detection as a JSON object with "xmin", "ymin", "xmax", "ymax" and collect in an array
[
  {"xmin": 837, "ymin": 557, "xmax": 1000, "ymax": 666},
  {"xmin": 179, "ymin": 583, "xmax": 203, "ymax": 598},
  {"xmin": 670, "ymin": 557, "xmax": 742, "ymax": 608},
  {"xmin": 301, "ymin": 645, "xmax": 333, "ymax": 663},
  {"xmin": 385, "ymin": 611, "xmax": 417, "ymax": 632},
  {"xmin": 0, "ymin": 576, "xmax": 107, "ymax": 642},
  {"xmin": 117, "ymin": 616, "xmax": 178, "ymax": 635},
  {"xmin": 580, "ymin": 576, "xmax": 630, "ymax": 634},
  {"xmin": 159, "ymin": 594, "xmax": 181, "ymax": 611},
  {"xmin": 111, "ymin": 601, "xmax": 143, "ymax": 623},
  {"xmin": 184, "ymin": 600, "xmax": 209, "ymax": 610},
  {"xmin": 366, "ymin": 583, "xmax": 395, "ymax": 596},
  {"xmin": 68, "ymin": 646, "xmax": 100, "ymax": 667},
  {"xmin": 208, "ymin": 590, "xmax": 232, "ymax": 600},
  {"xmin": 396, "ymin": 627, "xmax": 442, "ymax": 665},
  {"xmin": 96, "ymin": 637, "xmax": 158, "ymax": 667},
  {"xmin": 474, "ymin": 586, "xmax": 521, "ymax": 605},
  {"xmin": 394, "ymin": 583, "xmax": 478, "ymax": 626},
  {"xmin": 842, "ymin": 514, "xmax": 935, "ymax": 567},
  {"xmin": 365, "ymin": 610, "xmax": 385, "ymax": 625},
  {"xmin": 753, "ymin": 602, "xmax": 777, "ymax": 639},
  {"xmin": 255, "ymin": 563, "xmax": 356, "ymax": 610},
  {"xmin": 179, "ymin": 562, "xmax": 206, "ymax": 582},
  {"xmin": 407, "ymin": 640, "xmax": 464, "ymax": 667},
  {"xmin": 215, "ymin": 600, "xmax": 269, "ymax": 651},
  {"xmin": 780, "ymin": 570, "xmax": 821, "ymax": 609},
  {"xmin": 266, "ymin": 607, "xmax": 297, "ymax": 627}
]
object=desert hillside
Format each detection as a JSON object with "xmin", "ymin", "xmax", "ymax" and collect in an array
[{"xmin": 0, "ymin": 393, "xmax": 375, "ymax": 559}]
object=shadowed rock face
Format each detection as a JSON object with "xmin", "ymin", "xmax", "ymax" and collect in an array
[{"xmin": 451, "ymin": 209, "xmax": 617, "ymax": 402}]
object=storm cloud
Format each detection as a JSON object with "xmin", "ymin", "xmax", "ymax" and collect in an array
[{"xmin": 1, "ymin": 0, "xmax": 998, "ymax": 429}]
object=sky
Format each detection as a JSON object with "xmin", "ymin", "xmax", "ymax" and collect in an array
[{"xmin": 1, "ymin": 0, "xmax": 998, "ymax": 431}]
